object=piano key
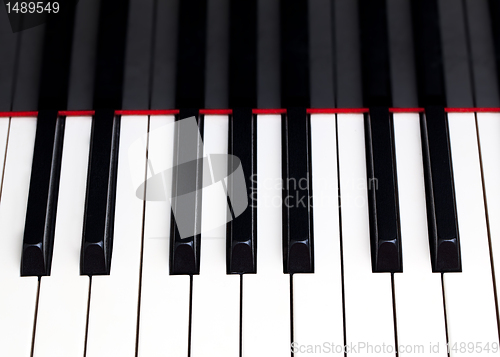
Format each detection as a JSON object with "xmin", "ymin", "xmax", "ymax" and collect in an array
[
  {"xmin": 411, "ymin": 0, "xmax": 446, "ymax": 106},
  {"xmin": 280, "ymin": 0, "xmax": 309, "ymax": 108},
  {"xmin": 0, "ymin": 4, "xmax": 20, "ymax": 111},
  {"xmin": 337, "ymin": 114, "xmax": 395, "ymax": 356},
  {"xmin": 0, "ymin": 117, "xmax": 38, "ymax": 356},
  {"xmin": 67, "ymin": 0, "xmax": 101, "ymax": 111},
  {"xmin": 169, "ymin": 110, "xmax": 204, "ymax": 275},
  {"xmin": 282, "ymin": 107, "xmax": 313, "ymax": 274},
  {"xmin": 444, "ymin": 112, "xmax": 499, "ymax": 355},
  {"xmin": 293, "ymin": 114, "xmax": 344, "ymax": 355},
  {"xmin": 465, "ymin": 0, "xmax": 500, "ymax": 108},
  {"xmin": 33, "ymin": 117, "xmax": 92, "ymax": 357},
  {"xmin": 420, "ymin": 106, "xmax": 461, "ymax": 272},
  {"xmin": 11, "ymin": 24, "xmax": 45, "ymax": 111},
  {"xmin": 364, "ymin": 107, "xmax": 402, "ymax": 272},
  {"xmin": 21, "ymin": 111, "xmax": 64, "ymax": 276},
  {"xmin": 257, "ymin": 0, "xmax": 280, "ymax": 108},
  {"xmin": 386, "ymin": 0, "xmax": 418, "ymax": 108},
  {"xmin": 309, "ymin": 0, "xmax": 335, "ymax": 109},
  {"xmin": 191, "ymin": 115, "xmax": 240, "ymax": 357},
  {"xmin": 229, "ymin": 0, "xmax": 257, "ymax": 108},
  {"xmin": 489, "ymin": 0, "xmax": 500, "ymax": 99},
  {"xmin": 137, "ymin": 115, "xmax": 191, "ymax": 356},
  {"xmin": 175, "ymin": 0, "xmax": 207, "ymax": 109},
  {"xmin": 227, "ymin": 108, "xmax": 256, "ymax": 274},
  {"xmin": 86, "ymin": 116, "xmax": 148, "ymax": 357},
  {"xmin": 334, "ymin": 0, "xmax": 363, "ymax": 108},
  {"xmin": 392, "ymin": 113, "xmax": 447, "ymax": 357},
  {"xmin": 476, "ymin": 112, "xmax": 500, "ymax": 329},
  {"xmin": 122, "ymin": 0, "xmax": 156, "ymax": 110},
  {"xmin": 81, "ymin": 110, "xmax": 120, "ymax": 275},
  {"xmin": 359, "ymin": 0, "xmax": 392, "ymax": 107},
  {"xmin": 0, "ymin": 118, "xmax": 9, "ymax": 173},
  {"xmin": 438, "ymin": 0, "xmax": 474, "ymax": 108},
  {"xmin": 205, "ymin": 0, "xmax": 229, "ymax": 109},
  {"xmin": 242, "ymin": 114, "xmax": 290, "ymax": 357}
]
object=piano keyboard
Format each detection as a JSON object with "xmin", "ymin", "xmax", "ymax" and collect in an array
[{"xmin": 1, "ymin": 0, "xmax": 500, "ymax": 356}]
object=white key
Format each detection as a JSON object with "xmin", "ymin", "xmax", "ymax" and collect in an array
[
  {"xmin": 137, "ymin": 115, "xmax": 191, "ymax": 357},
  {"xmin": 337, "ymin": 114, "xmax": 395, "ymax": 357},
  {"xmin": 392, "ymin": 113, "xmax": 447, "ymax": 356},
  {"xmin": 33, "ymin": 117, "xmax": 92, "ymax": 357},
  {"xmin": 191, "ymin": 115, "xmax": 239, "ymax": 357},
  {"xmin": 293, "ymin": 114, "xmax": 344, "ymax": 356},
  {"xmin": 444, "ymin": 113, "xmax": 499, "ymax": 356},
  {"xmin": 0, "ymin": 117, "xmax": 10, "ymax": 175},
  {"xmin": 86, "ymin": 116, "xmax": 148, "ymax": 357},
  {"xmin": 242, "ymin": 114, "xmax": 290, "ymax": 357},
  {"xmin": 0, "ymin": 117, "xmax": 38, "ymax": 357},
  {"xmin": 477, "ymin": 112, "xmax": 500, "ymax": 317}
]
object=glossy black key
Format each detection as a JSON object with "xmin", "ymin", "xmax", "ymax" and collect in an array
[
  {"xmin": 169, "ymin": 109, "xmax": 204, "ymax": 275},
  {"xmin": 489, "ymin": 0, "xmax": 500, "ymax": 102},
  {"xmin": 0, "ymin": 4, "xmax": 20, "ymax": 111},
  {"xmin": 364, "ymin": 108, "xmax": 402, "ymax": 272},
  {"xmin": 412, "ymin": 0, "xmax": 461, "ymax": 272},
  {"xmin": 21, "ymin": 3, "xmax": 77, "ymax": 276},
  {"xmin": 281, "ymin": 107, "xmax": 314, "ymax": 274},
  {"xmin": 227, "ymin": 108, "xmax": 256, "ymax": 274},
  {"xmin": 169, "ymin": 0, "xmax": 207, "ymax": 275},
  {"xmin": 420, "ymin": 106, "xmax": 461, "ymax": 272},
  {"xmin": 81, "ymin": 0, "xmax": 130, "ymax": 275}
]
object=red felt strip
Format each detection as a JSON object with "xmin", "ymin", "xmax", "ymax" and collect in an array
[
  {"xmin": 306, "ymin": 108, "xmax": 369, "ymax": 114},
  {"xmin": 252, "ymin": 108, "xmax": 287, "ymax": 114},
  {"xmin": 58, "ymin": 110, "xmax": 95, "ymax": 116},
  {"xmin": 445, "ymin": 107, "xmax": 500, "ymax": 113},
  {"xmin": 199, "ymin": 109, "xmax": 233, "ymax": 115},
  {"xmin": 389, "ymin": 107, "xmax": 425, "ymax": 113},
  {"xmin": 115, "ymin": 109, "xmax": 180, "ymax": 116},
  {"xmin": 0, "ymin": 111, "xmax": 38, "ymax": 117}
]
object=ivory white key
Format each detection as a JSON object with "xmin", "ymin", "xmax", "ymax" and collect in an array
[
  {"xmin": 444, "ymin": 113, "xmax": 499, "ymax": 356},
  {"xmin": 0, "ymin": 117, "xmax": 10, "ymax": 174},
  {"xmin": 477, "ymin": 112, "xmax": 500, "ymax": 314},
  {"xmin": 191, "ymin": 115, "xmax": 240, "ymax": 357},
  {"xmin": 137, "ymin": 115, "xmax": 191, "ymax": 357},
  {"xmin": 293, "ymin": 114, "xmax": 344, "ymax": 355},
  {"xmin": 337, "ymin": 114, "xmax": 395, "ymax": 357},
  {"xmin": 33, "ymin": 117, "xmax": 92, "ymax": 357},
  {"xmin": 242, "ymin": 114, "xmax": 290, "ymax": 357},
  {"xmin": 0, "ymin": 117, "xmax": 38, "ymax": 357},
  {"xmin": 392, "ymin": 113, "xmax": 447, "ymax": 356},
  {"xmin": 86, "ymin": 116, "xmax": 148, "ymax": 357}
]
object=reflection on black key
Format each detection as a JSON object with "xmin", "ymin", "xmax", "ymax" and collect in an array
[
  {"xmin": 227, "ymin": 108, "xmax": 256, "ymax": 274},
  {"xmin": 364, "ymin": 107, "xmax": 402, "ymax": 272},
  {"xmin": 282, "ymin": 107, "xmax": 313, "ymax": 274},
  {"xmin": 420, "ymin": 106, "xmax": 461, "ymax": 272},
  {"xmin": 170, "ymin": 109, "xmax": 204, "ymax": 275},
  {"xmin": 81, "ymin": 0, "xmax": 130, "ymax": 275},
  {"xmin": 21, "ymin": 3, "xmax": 77, "ymax": 276}
]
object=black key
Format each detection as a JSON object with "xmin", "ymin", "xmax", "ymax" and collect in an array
[
  {"xmin": 227, "ymin": 0, "xmax": 257, "ymax": 274},
  {"xmin": 169, "ymin": 0, "xmax": 207, "ymax": 275},
  {"xmin": 169, "ymin": 109, "xmax": 204, "ymax": 275},
  {"xmin": 421, "ymin": 106, "xmax": 461, "ymax": 272},
  {"xmin": 333, "ymin": 0, "xmax": 363, "ymax": 108},
  {"xmin": 0, "ymin": 4, "xmax": 20, "ymax": 111},
  {"xmin": 227, "ymin": 108, "xmax": 256, "ymax": 274},
  {"xmin": 465, "ymin": 0, "xmax": 500, "ymax": 108},
  {"xmin": 412, "ymin": 0, "xmax": 461, "ymax": 272},
  {"xmin": 439, "ymin": 0, "xmax": 473, "ymax": 108},
  {"xmin": 411, "ymin": 0, "xmax": 446, "ymax": 106},
  {"xmin": 387, "ymin": 0, "xmax": 418, "ymax": 108},
  {"xmin": 488, "ymin": 0, "xmax": 500, "ymax": 105},
  {"xmin": 21, "ymin": 3, "xmax": 77, "ymax": 276},
  {"xmin": 175, "ymin": 0, "xmax": 207, "ymax": 110},
  {"xmin": 364, "ymin": 108, "xmax": 402, "ymax": 272},
  {"xmin": 281, "ymin": 107, "xmax": 313, "ymax": 273},
  {"xmin": 280, "ymin": 0, "xmax": 309, "ymax": 108},
  {"xmin": 81, "ymin": 0, "xmax": 130, "ymax": 275},
  {"xmin": 359, "ymin": 0, "xmax": 392, "ymax": 107}
]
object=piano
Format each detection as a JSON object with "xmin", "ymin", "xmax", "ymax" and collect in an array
[{"xmin": 0, "ymin": 0, "xmax": 499, "ymax": 356}]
